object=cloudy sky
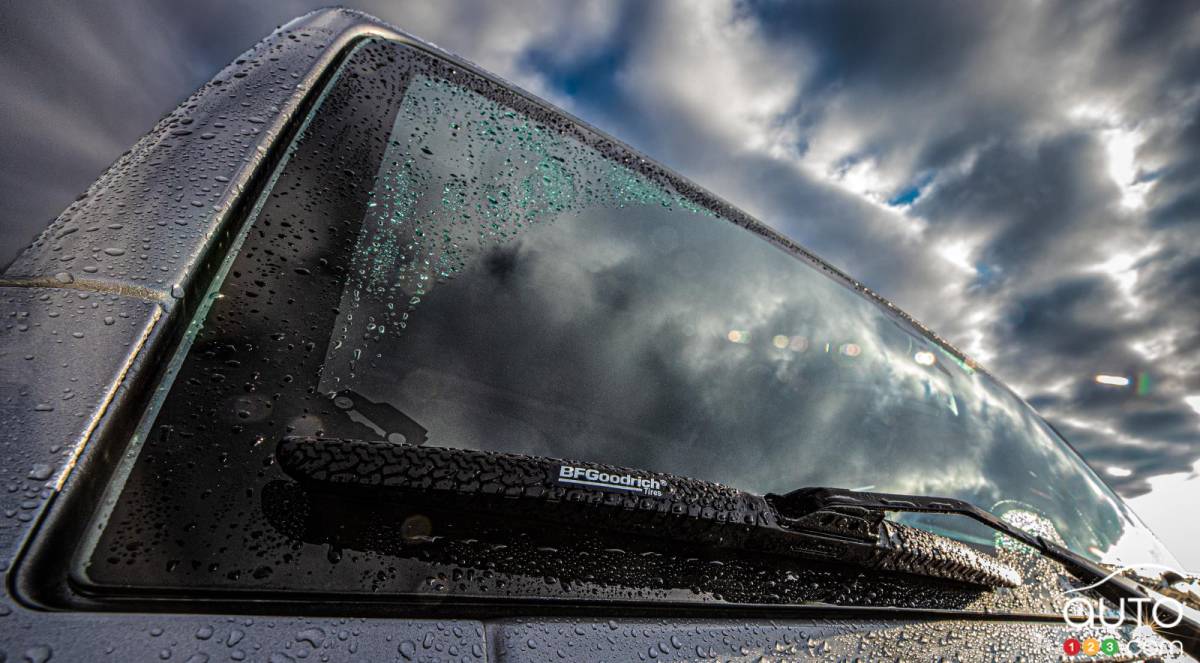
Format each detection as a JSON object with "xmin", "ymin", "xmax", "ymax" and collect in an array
[{"xmin": 2, "ymin": 1, "xmax": 1198, "ymax": 568}]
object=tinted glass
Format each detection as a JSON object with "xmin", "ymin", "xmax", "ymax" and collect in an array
[{"xmin": 77, "ymin": 39, "xmax": 1172, "ymax": 609}]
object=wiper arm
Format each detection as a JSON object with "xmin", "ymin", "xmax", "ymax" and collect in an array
[
  {"xmin": 276, "ymin": 437, "xmax": 1020, "ymax": 588},
  {"xmin": 764, "ymin": 486, "xmax": 1200, "ymax": 654}
]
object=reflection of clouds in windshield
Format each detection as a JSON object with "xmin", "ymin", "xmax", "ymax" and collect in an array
[{"xmin": 365, "ymin": 202, "xmax": 1133, "ymax": 558}]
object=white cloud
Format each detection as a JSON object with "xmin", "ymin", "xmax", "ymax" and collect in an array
[{"xmin": 615, "ymin": 0, "xmax": 806, "ymax": 157}]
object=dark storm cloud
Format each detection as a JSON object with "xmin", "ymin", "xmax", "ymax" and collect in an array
[
  {"xmin": 1145, "ymin": 113, "xmax": 1200, "ymax": 227},
  {"xmin": 1000, "ymin": 277, "xmax": 1133, "ymax": 358},
  {"xmin": 1, "ymin": 0, "xmax": 1198, "ymax": 506},
  {"xmin": 749, "ymin": 0, "xmax": 998, "ymax": 94}
]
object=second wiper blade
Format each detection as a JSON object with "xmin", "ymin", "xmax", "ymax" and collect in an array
[{"xmin": 276, "ymin": 437, "xmax": 1021, "ymax": 588}]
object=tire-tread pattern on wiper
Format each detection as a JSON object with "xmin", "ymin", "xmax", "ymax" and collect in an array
[{"xmin": 277, "ymin": 437, "xmax": 1022, "ymax": 588}]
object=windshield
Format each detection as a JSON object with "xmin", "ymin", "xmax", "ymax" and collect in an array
[
  {"xmin": 315, "ymin": 63, "xmax": 1164, "ymax": 567},
  {"xmin": 78, "ymin": 39, "xmax": 1174, "ymax": 610}
]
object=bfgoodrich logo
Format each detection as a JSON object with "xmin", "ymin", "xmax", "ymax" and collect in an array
[{"xmin": 557, "ymin": 465, "xmax": 666, "ymax": 496}]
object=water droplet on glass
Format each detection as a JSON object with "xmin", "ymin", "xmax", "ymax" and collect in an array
[{"xmin": 24, "ymin": 645, "xmax": 52, "ymax": 663}]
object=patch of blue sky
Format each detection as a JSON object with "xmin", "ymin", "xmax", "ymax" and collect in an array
[{"xmin": 887, "ymin": 171, "xmax": 936, "ymax": 208}]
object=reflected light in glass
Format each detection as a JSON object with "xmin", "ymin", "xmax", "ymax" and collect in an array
[
  {"xmin": 1094, "ymin": 374, "xmax": 1131, "ymax": 387},
  {"xmin": 772, "ymin": 335, "xmax": 789, "ymax": 349},
  {"xmin": 727, "ymin": 330, "xmax": 749, "ymax": 344},
  {"xmin": 1135, "ymin": 372, "xmax": 1152, "ymax": 396},
  {"xmin": 914, "ymin": 351, "xmax": 936, "ymax": 366}
]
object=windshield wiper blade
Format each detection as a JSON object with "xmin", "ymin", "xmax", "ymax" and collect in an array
[{"xmin": 276, "ymin": 437, "xmax": 1021, "ymax": 588}]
